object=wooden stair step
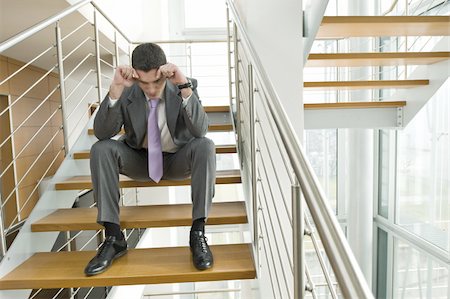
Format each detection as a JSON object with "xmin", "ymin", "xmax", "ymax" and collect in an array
[
  {"xmin": 73, "ymin": 144, "xmax": 237, "ymax": 159},
  {"xmin": 32, "ymin": 202, "xmax": 247, "ymax": 232},
  {"xmin": 55, "ymin": 169, "xmax": 241, "ymax": 190},
  {"xmin": 88, "ymin": 106, "xmax": 232, "ymax": 136},
  {"xmin": 88, "ymin": 123, "xmax": 233, "ymax": 136},
  {"xmin": 304, "ymin": 100, "xmax": 407, "ymax": 110},
  {"xmin": 304, "ymin": 79, "xmax": 429, "ymax": 90},
  {"xmin": 317, "ymin": 16, "xmax": 450, "ymax": 38},
  {"xmin": 0, "ymin": 244, "xmax": 256, "ymax": 290},
  {"xmin": 306, "ymin": 52, "xmax": 450, "ymax": 67}
]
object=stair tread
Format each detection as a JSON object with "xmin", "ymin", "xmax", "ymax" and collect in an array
[
  {"xmin": 0, "ymin": 244, "xmax": 256, "ymax": 290},
  {"xmin": 304, "ymin": 100, "xmax": 407, "ymax": 109},
  {"xmin": 306, "ymin": 51, "xmax": 450, "ymax": 67},
  {"xmin": 317, "ymin": 16, "xmax": 450, "ymax": 38},
  {"xmin": 32, "ymin": 202, "xmax": 247, "ymax": 232},
  {"xmin": 304, "ymin": 79, "xmax": 429, "ymax": 90},
  {"xmin": 73, "ymin": 144, "xmax": 237, "ymax": 159},
  {"xmin": 55, "ymin": 169, "xmax": 242, "ymax": 190}
]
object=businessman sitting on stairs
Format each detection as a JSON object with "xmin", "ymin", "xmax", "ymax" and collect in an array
[{"xmin": 84, "ymin": 43, "xmax": 215, "ymax": 276}]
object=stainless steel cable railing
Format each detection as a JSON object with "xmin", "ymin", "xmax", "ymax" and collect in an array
[
  {"xmin": 0, "ymin": 0, "xmax": 131, "ymax": 259},
  {"xmin": 226, "ymin": 0, "xmax": 374, "ymax": 298}
]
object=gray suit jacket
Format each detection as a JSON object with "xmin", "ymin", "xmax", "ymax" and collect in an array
[{"xmin": 93, "ymin": 78, "xmax": 208, "ymax": 150}]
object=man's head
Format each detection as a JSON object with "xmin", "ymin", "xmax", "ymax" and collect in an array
[{"xmin": 132, "ymin": 43, "xmax": 167, "ymax": 98}]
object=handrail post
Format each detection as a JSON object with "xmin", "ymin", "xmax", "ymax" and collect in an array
[
  {"xmin": 93, "ymin": 9, "xmax": 103, "ymax": 103},
  {"xmin": 233, "ymin": 24, "xmax": 241, "ymax": 159},
  {"xmin": 114, "ymin": 31, "xmax": 120, "ymax": 68},
  {"xmin": 249, "ymin": 63, "xmax": 259, "ymax": 266},
  {"xmin": 55, "ymin": 21, "xmax": 70, "ymax": 156},
  {"xmin": 293, "ymin": 178, "xmax": 305, "ymax": 298}
]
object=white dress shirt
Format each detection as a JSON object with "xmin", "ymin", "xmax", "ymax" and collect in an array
[{"xmin": 108, "ymin": 88, "xmax": 191, "ymax": 153}]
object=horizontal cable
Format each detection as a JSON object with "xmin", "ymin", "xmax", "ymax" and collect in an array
[
  {"xmin": 258, "ymin": 171, "xmax": 294, "ymax": 272},
  {"xmin": 304, "ymin": 213, "xmax": 339, "ymax": 299},
  {"xmin": 7, "ymin": 147, "xmax": 65, "ymax": 228},
  {"xmin": 1, "ymin": 126, "xmax": 63, "ymax": 210},
  {"xmin": 64, "ymin": 53, "xmax": 94, "ymax": 82},
  {"xmin": 51, "ymin": 287, "xmax": 64, "ymax": 299},
  {"xmin": 79, "ymin": 229, "xmax": 103, "ymax": 251},
  {"xmin": 99, "ymin": 43, "xmax": 114, "ymax": 56},
  {"xmin": 68, "ymin": 102, "xmax": 98, "ymax": 139},
  {"xmin": 61, "ymin": 20, "xmax": 90, "ymax": 42},
  {"xmin": 0, "ymin": 44, "xmax": 55, "ymax": 87},
  {"xmin": 66, "ymin": 85, "xmax": 95, "ymax": 120},
  {"xmin": 0, "ymin": 65, "xmax": 58, "ymax": 118},
  {"xmin": 62, "ymin": 36, "xmax": 93, "ymax": 62},
  {"xmin": 100, "ymin": 58, "xmax": 114, "ymax": 69},
  {"xmin": 100, "ymin": 72, "xmax": 113, "ymax": 81},
  {"xmin": 0, "ymin": 86, "xmax": 59, "ymax": 169},
  {"xmin": 258, "ymin": 202, "xmax": 287, "ymax": 298},
  {"xmin": 56, "ymin": 231, "xmax": 84, "ymax": 252},
  {"xmin": 64, "ymin": 69, "xmax": 94, "ymax": 103}
]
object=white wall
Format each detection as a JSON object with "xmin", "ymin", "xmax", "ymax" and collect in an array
[{"xmin": 233, "ymin": 0, "xmax": 304, "ymax": 139}]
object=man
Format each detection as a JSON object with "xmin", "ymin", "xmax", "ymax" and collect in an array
[{"xmin": 84, "ymin": 43, "xmax": 215, "ymax": 276}]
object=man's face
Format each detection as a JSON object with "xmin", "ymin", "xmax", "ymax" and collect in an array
[{"xmin": 135, "ymin": 68, "xmax": 166, "ymax": 98}]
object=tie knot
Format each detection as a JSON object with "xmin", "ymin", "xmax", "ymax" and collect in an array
[{"xmin": 149, "ymin": 98, "xmax": 160, "ymax": 108}]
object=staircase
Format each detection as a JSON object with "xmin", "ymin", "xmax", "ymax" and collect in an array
[
  {"xmin": 0, "ymin": 0, "xmax": 449, "ymax": 298},
  {"xmin": 0, "ymin": 100, "xmax": 256, "ymax": 292},
  {"xmin": 304, "ymin": 15, "xmax": 450, "ymax": 130}
]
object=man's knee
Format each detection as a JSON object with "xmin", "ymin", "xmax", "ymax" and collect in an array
[
  {"xmin": 192, "ymin": 137, "xmax": 215, "ymax": 156},
  {"xmin": 90, "ymin": 139, "xmax": 118, "ymax": 160}
]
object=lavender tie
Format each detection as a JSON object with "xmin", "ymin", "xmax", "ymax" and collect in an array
[{"xmin": 148, "ymin": 98, "xmax": 163, "ymax": 183}]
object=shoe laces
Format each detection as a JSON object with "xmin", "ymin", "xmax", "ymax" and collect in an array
[
  {"xmin": 196, "ymin": 235, "xmax": 209, "ymax": 254},
  {"xmin": 97, "ymin": 238, "xmax": 114, "ymax": 258}
]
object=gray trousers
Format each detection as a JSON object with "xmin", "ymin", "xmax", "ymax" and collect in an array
[{"xmin": 90, "ymin": 137, "xmax": 216, "ymax": 226}]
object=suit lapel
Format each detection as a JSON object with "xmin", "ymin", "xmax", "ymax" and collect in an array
[
  {"xmin": 165, "ymin": 80, "xmax": 181, "ymax": 137},
  {"xmin": 127, "ymin": 85, "xmax": 147, "ymax": 143}
]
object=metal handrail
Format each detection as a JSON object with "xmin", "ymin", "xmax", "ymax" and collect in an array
[
  {"xmin": 0, "ymin": 0, "xmax": 92, "ymax": 53},
  {"xmin": 227, "ymin": 0, "xmax": 373, "ymax": 298}
]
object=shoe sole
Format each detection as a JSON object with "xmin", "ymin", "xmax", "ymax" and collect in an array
[{"xmin": 85, "ymin": 249, "xmax": 128, "ymax": 276}]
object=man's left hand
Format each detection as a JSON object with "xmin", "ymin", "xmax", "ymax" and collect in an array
[{"xmin": 158, "ymin": 63, "xmax": 188, "ymax": 85}]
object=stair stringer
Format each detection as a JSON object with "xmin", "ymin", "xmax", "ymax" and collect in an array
[
  {"xmin": 0, "ymin": 110, "xmax": 98, "ymax": 299},
  {"xmin": 394, "ymin": 37, "xmax": 450, "ymax": 127}
]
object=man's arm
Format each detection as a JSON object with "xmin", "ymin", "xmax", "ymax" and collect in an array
[
  {"xmin": 93, "ymin": 66, "xmax": 136, "ymax": 140},
  {"xmin": 159, "ymin": 64, "xmax": 208, "ymax": 137}
]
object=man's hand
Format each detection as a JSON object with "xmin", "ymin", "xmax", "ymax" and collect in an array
[
  {"xmin": 158, "ymin": 63, "xmax": 190, "ymax": 85},
  {"xmin": 158, "ymin": 63, "xmax": 192, "ymax": 98},
  {"xmin": 109, "ymin": 66, "xmax": 138, "ymax": 99}
]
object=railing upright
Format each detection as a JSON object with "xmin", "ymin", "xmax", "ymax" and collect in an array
[{"xmin": 55, "ymin": 21, "xmax": 70, "ymax": 156}]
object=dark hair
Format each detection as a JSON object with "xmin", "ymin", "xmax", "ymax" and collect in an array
[{"xmin": 132, "ymin": 43, "xmax": 167, "ymax": 72}]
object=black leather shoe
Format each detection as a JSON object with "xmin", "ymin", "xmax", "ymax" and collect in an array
[
  {"xmin": 84, "ymin": 236, "xmax": 127, "ymax": 276},
  {"xmin": 189, "ymin": 231, "xmax": 214, "ymax": 270}
]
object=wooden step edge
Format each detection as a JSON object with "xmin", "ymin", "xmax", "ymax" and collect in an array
[
  {"xmin": 304, "ymin": 79, "xmax": 429, "ymax": 89},
  {"xmin": 317, "ymin": 16, "xmax": 450, "ymax": 38},
  {"xmin": 55, "ymin": 169, "xmax": 242, "ymax": 190},
  {"xmin": 304, "ymin": 101, "xmax": 407, "ymax": 110},
  {"xmin": 88, "ymin": 122, "xmax": 234, "ymax": 136},
  {"xmin": 321, "ymin": 15, "xmax": 450, "ymax": 24},
  {"xmin": 73, "ymin": 144, "xmax": 237, "ymax": 159},
  {"xmin": 0, "ymin": 244, "xmax": 256, "ymax": 290},
  {"xmin": 32, "ymin": 202, "xmax": 247, "ymax": 232},
  {"xmin": 204, "ymin": 106, "xmax": 230, "ymax": 113},
  {"xmin": 306, "ymin": 52, "xmax": 450, "ymax": 67}
]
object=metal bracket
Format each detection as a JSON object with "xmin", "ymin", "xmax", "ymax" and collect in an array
[{"xmin": 396, "ymin": 107, "xmax": 404, "ymax": 128}]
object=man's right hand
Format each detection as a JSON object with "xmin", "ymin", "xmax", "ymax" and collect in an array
[{"xmin": 109, "ymin": 66, "xmax": 138, "ymax": 99}]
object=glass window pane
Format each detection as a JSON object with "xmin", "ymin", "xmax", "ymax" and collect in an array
[
  {"xmin": 184, "ymin": 0, "xmax": 226, "ymax": 28},
  {"xmin": 393, "ymin": 238, "xmax": 449, "ymax": 299},
  {"xmin": 376, "ymin": 228, "xmax": 388, "ymax": 299},
  {"xmin": 304, "ymin": 129, "xmax": 338, "ymax": 213},
  {"xmin": 378, "ymin": 130, "xmax": 391, "ymax": 218},
  {"xmin": 396, "ymin": 79, "xmax": 450, "ymax": 251}
]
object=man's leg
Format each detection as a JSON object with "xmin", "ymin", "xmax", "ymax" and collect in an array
[
  {"xmin": 86, "ymin": 139, "xmax": 149, "ymax": 276},
  {"xmin": 163, "ymin": 137, "xmax": 216, "ymax": 270}
]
